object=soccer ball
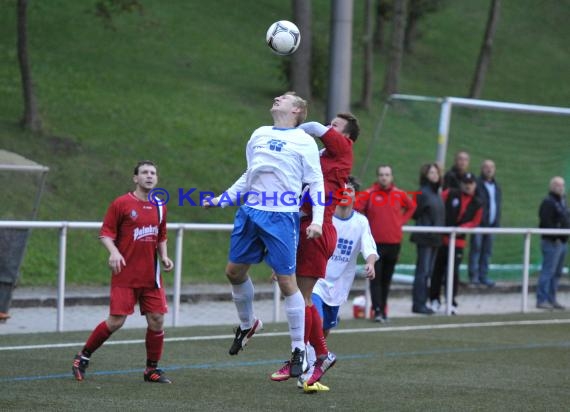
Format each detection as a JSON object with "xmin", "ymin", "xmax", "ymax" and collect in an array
[{"xmin": 266, "ymin": 20, "xmax": 301, "ymax": 56}]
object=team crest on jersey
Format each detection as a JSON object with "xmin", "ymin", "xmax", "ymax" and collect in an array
[
  {"xmin": 267, "ymin": 139, "xmax": 286, "ymax": 152},
  {"xmin": 337, "ymin": 238, "xmax": 354, "ymax": 255},
  {"xmin": 130, "ymin": 210, "xmax": 138, "ymax": 220}
]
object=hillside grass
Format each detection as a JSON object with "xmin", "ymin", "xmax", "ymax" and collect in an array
[{"xmin": 0, "ymin": 0, "xmax": 569, "ymax": 286}]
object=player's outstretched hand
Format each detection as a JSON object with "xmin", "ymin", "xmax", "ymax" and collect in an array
[
  {"xmin": 161, "ymin": 256, "xmax": 174, "ymax": 272},
  {"xmin": 202, "ymin": 196, "xmax": 219, "ymax": 209},
  {"xmin": 306, "ymin": 223, "xmax": 322, "ymax": 239}
]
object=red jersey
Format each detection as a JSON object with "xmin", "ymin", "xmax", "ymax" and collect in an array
[
  {"xmin": 441, "ymin": 189, "xmax": 482, "ymax": 248},
  {"xmin": 99, "ymin": 192, "xmax": 168, "ymax": 288},
  {"xmin": 356, "ymin": 183, "xmax": 416, "ymax": 244},
  {"xmin": 300, "ymin": 127, "xmax": 353, "ymax": 224}
]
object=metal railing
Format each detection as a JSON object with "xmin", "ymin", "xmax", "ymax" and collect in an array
[{"xmin": 1, "ymin": 221, "xmax": 569, "ymax": 331}]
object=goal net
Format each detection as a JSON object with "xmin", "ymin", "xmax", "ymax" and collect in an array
[{"xmin": 359, "ymin": 95, "xmax": 570, "ymax": 281}]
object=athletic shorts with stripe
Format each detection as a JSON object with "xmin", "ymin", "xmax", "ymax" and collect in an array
[{"xmin": 228, "ymin": 206, "xmax": 300, "ymax": 275}]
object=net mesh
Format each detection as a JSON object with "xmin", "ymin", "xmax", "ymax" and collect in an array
[{"xmin": 359, "ymin": 97, "xmax": 570, "ymax": 280}]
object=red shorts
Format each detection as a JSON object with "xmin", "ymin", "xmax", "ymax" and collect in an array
[
  {"xmin": 296, "ymin": 220, "xmax": 337, "ymax": 278},
  {"xmin": 109, "ymin": 286, "xmax": 168, "ymax": 316}
]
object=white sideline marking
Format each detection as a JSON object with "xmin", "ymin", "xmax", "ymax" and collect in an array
[{"xmin": 1, "ymin": 318, "xmax": 569, "ymax": 352}]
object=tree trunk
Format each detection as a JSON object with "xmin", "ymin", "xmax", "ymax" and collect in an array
[
  {"xmin": 17, "ymin": 0, "xmax": 42, "ymax": 132},
  {"xmin": 469, "ymin": 0, "xmax": 501, "ymax": 99},
  {"xmin": 382, "ymin": 0, "xmax": 408, "ymax": 98},
  {"xmin": 360, "ymin": 0, "xmax": 374, "ymax": 109},
  {"xmin": 291, "ymin": 0, "xmax": 312, "ymax": 100},
  {"xmin": 373, "ymin": 0, "xmax": 388, "ymax": 52},
  {"xmin": 404, "ymin": 12, "xmax": 418, "ymax": 53}
]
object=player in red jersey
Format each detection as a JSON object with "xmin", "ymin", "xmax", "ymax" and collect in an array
[
  {"xmin": 270, "ymin": 113, "xmax": 360, "ymax": 391},
  {"xmin": 72, "ymin": 160, "xmax": 174, "ymax": 383}
]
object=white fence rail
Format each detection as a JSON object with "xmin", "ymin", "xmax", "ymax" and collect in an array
[{"xmin": 2, "ymin": 221, "xmax": 569, "ymax": 332}]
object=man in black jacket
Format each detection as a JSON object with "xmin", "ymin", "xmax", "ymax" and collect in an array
[
  {"xmin": 536, "ymin": 176, "xmax": 569, "ymax": 310},
  {"xmin": 430, "ymin": 173, "xmax": 482, "ymax": 314},
  {"xmin": 468, "ymin": 160, "xmax": 502, "ymax": 287},
  {"xmin": 443, "ymin": 151, "xmax": 470, "ymax": 190}
]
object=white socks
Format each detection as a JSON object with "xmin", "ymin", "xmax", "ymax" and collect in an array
[
  {"xmin": 284, "ymin": 290, "xmax": 306, "ymax": 352},
  {"xmin": 231, "ymin": 277, "xmax": 255, "ymax": 330}
]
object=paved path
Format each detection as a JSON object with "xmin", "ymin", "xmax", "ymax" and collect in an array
[{"xmin": 2, "ymin": 280, "xmax": 568, "ymax": 335}]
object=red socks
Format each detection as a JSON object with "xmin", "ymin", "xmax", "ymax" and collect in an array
[
  {"xmin": 145, "ymin": 328, "xmax": 164, "ymax": 368},
  {"xmin": 309, "ymin": 305, "xmax": 328, "ymax": 357},
  {"xmin": 83, "ymin": 321, "xmax": 112, "ymax": 355},
  {"xmin": 304, "ymin": 305, "xmax": 328, "ymax": 357}
]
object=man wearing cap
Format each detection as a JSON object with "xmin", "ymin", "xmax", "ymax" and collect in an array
[{"xmin": 430, "ymin": 172, "xmax": 483, "ymax": 314}]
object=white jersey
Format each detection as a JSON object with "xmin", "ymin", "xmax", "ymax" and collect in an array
[
  {"xmin": 313, "ymin": 211, "xmax": 379, "ymax": 306},
  {"xmin": 221, "ymin": 126, "xmax": 325, "ymax": 225}
]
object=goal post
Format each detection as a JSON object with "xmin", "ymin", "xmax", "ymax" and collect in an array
[
  {"xmin": 434, "ymin": 97, "xmax": 570, "ymax": 170},
  {"xmin": 359, "ymin": 95, "xmax": 570, "ymax": 281}
]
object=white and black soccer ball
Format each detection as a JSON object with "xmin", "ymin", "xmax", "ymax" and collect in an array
[{"xmin": 266, "ymin": 20, "xmax": 301, "ymax": 56}]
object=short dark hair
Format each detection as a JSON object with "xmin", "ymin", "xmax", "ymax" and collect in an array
[
  {"xmin": 376, "ymin": 164, "xmax": 393, "ymax": 175},
  {"xmin": 134, "ymin": 160, "xmax": 157, "ymax": 175},
  {"xmin": 337, "ymin": 112, "xmax": 360, "ymax": 142},
  {"xmin": 346, "ymin": 175, "xmax": 361, "ymax": 192}
]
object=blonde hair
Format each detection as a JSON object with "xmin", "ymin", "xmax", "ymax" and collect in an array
[{"xmin": 285, "ymin": 91, "xmax": 308, "ymax": 126}]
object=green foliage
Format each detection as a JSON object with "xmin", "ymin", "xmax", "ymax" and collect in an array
[
  {"xmin": 94, "ymin": 0, "xmax": 144, "ymax": 30},
  {"xmin": 0, "ymin": 0, "xmax": 569, "ymax": 286}
]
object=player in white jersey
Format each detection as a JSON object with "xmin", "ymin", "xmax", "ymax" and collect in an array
[
  {"xmin": 205, "ymin": 92, "xmax": 325, "ymax": 379},
  {"xmin": 300, "ymin": 176, "xmax": 378, "ymax": 391}
]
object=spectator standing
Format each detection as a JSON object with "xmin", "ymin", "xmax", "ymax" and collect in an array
[
  {"xmin": 410, "ymin": 163, "xmax": 445, "ymax": 314},
  {"xmin": 536, "ymin": 176, "xmax": 569, "ymax": 310},
  {"xmin": 430, "ymin": 172, "xmax": 482, "ymax": 314},
  {"xmin": 468, "ymin": 160, "xmax": 502, "ymax": 287},
  {"xmin": 357, "ymin": 165, "xmax": 416, "ymax": 322},
  {"xmin": 71, "ymin": 160, "xmax": 174, "ymax": 383},
  {"xmin": 443, "ymin": 151, "xmax": 470, "ymax": 190}
]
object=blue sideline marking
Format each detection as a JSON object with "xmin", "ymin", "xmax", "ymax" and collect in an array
[{"xmin": 2, "ymin": 354, "xmax": 374, "ymax": 383}]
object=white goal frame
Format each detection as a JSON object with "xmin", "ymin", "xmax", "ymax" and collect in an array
[{"xmin": 389, "ymin": 94, "xmax": 570, "ymax": 170}]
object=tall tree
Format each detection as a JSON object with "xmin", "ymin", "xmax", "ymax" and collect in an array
[
  {"xmin": 17, "ymin": 0, "xmax": 42, "ymax": 132},
  {"xmin": 360, "ymin": 0, "xmax": 375, "ymax": 109},
  {"xmin": 469, "ymin": 0, "xmax": 501, "ymax": 98},
  {"xmin": 382, "ymin": 0, "xmax": 408, "ymax": 97},
  {"xmin": 373, "ymin": 0, "xmax": 390, "ymax": 52},
  {"xmin": 405, "ymin": 0, "xmax": 442, "ymax": 53},
  {"xmin": 291, "ymin": 0, "xmax": 312, "ymax": 100}
]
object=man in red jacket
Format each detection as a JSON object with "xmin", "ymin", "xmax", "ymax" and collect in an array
[
  {"xmin": 356, "ymin": 165, "xmax": 416, "ymax": 322},
  {"xmin": 430, "ymin": 172, "xmax": 482, "ymax": 314}
]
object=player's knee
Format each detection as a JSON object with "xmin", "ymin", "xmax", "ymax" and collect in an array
[
  {"xmin": 146, "ymin": 313, "xmax": 164, "ymax": 329},
  {"xmin": 106, "ymin": 315, "xmax": 126, "ymax": 332},
  {"xmin": 225, "ymin": 264, "xmax": 247, "ymax": 284}
]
